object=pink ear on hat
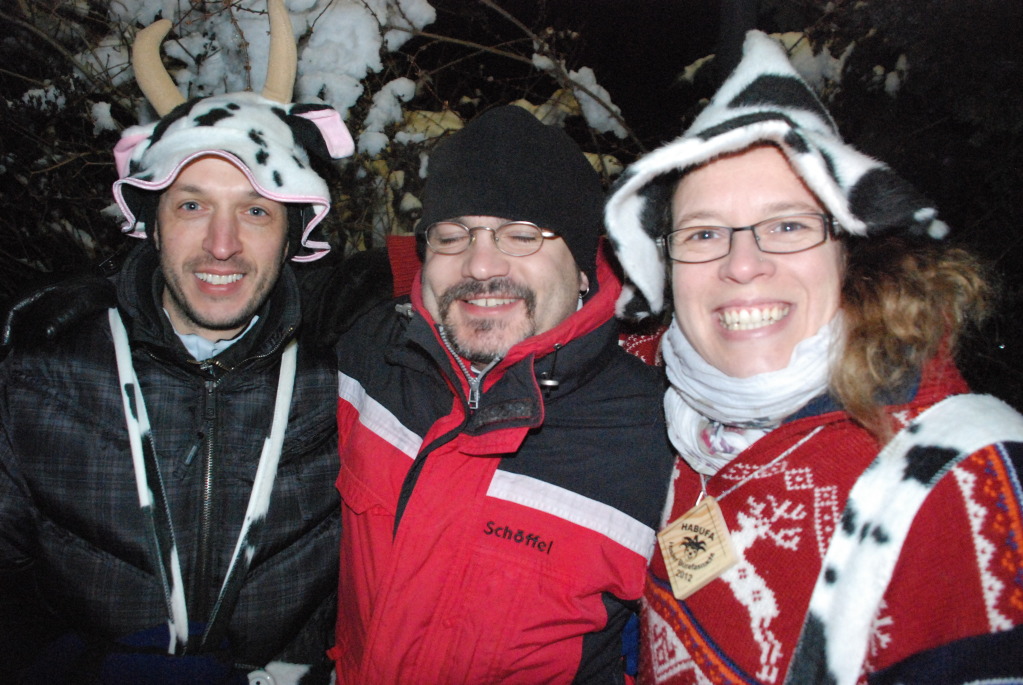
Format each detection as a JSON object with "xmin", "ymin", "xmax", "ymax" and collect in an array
[
  {"xmin": 297, "ymin": 108, "xmax": 355, "ymax": 158},
  {"xmin": 113, "ymin": 131, "xmax": 152, "ymax": 178}
]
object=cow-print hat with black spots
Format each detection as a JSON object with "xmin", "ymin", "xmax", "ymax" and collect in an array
[
  {"xmin": 604, "ymin": 30, "xmax": 948, "ymax": 318},
  {"xmin": 111, "ymin": 0, "xmax": 354, "ymax": 262}
]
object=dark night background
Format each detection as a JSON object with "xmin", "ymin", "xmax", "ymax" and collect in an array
[
  {"xmin": 1, "ymin": 0, "xmax": 1021, "ymax": 407},
  {"xmin": 403, "ymin": 0, "xmax": 1023, "ymax": 409}
]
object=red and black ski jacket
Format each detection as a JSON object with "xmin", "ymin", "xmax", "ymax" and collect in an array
[{"xmin": 331, "ymin": 254, "xmax": 674, "ymax": 683}]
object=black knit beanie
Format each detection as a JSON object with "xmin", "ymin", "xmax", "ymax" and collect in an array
[{"xmin": 418, "ymin": 106, "xmax": 604, "ymax": 280}]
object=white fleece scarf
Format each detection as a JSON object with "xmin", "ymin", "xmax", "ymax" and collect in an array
[{"xmin": 663, "ymin": 315, "xmax": 841, "ymax": 476}]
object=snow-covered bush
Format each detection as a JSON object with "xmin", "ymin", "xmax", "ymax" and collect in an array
[{"xmin": 0, "ymin": 0, "xmax": 636, "ymax": 292}]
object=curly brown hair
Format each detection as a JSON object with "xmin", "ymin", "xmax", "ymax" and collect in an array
[{"xmin": 833, "ymin": 234, "xmax": 992, "ymax": 441}]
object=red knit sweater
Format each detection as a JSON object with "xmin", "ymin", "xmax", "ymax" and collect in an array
[{"xmin": 640, "ymin": 354, "xmax": 1023, "ymax": 684}]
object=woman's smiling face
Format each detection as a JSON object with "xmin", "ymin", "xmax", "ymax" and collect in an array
[{"xmin": 670, "ymin": 146, "xmax": 845, "ymax": 378}]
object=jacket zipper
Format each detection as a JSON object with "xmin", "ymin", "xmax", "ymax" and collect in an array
[
  {"xmin": 392, "ymin": 326, "xmax": 498, "ymax": 535},
  {"xmin": 141, "ymin": 326, "xmax": 295, "ymax": 643},
  {"xmin": 191, "ymin": 376, "xmax": 218, "ymax": 625},
  {"xmin": 188, "ymin": 329, "xmax": 295, "ymax": 634},
  {"xmin": 436, "ymin": 325, "xmax": 500, "ymax": 411}
]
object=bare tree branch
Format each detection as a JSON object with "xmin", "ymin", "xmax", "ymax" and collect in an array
[{"xmin": 478, "ymin": 0, "xmax": 644, "ymax": 150}]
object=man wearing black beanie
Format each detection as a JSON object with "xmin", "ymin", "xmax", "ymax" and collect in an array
[
  {"xmin": 418, "ymin": 105, "xmax": 602, "ymax": 285},
  {"xmin": 330, "ymin": 106, "xmax": 674, "ymax": 683}
]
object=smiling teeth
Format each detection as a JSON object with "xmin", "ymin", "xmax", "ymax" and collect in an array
[
  {"xmin": 468, "ymin": 297, "xmax": 516, "ymax": 307},
  {"xmin": 197, "ymin": 273, "xmax": 243, "ymax": 285},
  {"xmin": 720, "ymin": 305, "xmax": 790, "ymax": 331}
]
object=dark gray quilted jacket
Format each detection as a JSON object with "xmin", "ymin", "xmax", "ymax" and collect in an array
[{"xmin": 0, "ymin": 243, "xmax": 339, "ymax": 679}]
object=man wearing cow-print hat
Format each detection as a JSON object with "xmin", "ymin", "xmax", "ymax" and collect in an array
[{"xmin": 0, "ymin": 2, "xmax": 359, "ymax": 682}]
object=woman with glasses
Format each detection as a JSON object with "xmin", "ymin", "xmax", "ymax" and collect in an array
[{"xmin": 606, "ymin": 31, "xmax": 1023, "ymax": 685}]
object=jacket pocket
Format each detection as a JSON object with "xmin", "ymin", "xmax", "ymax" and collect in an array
[{"xmin": 336, "ymin": 464, "xmax": 394, "ymax": 516}]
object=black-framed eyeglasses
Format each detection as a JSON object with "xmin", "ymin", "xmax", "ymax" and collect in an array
[
  {"xmin": 663, "ymin": 213, "xmax": 837, "ymax": 264},
  {"xmin": 425, "ymin": 221, "xmax": 559, "ymax": 257}
]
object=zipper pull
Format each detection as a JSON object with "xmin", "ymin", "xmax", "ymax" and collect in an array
[
  {"xmin": 468, "ymin": 376, "xmax": 481, "ymax": 411},
  {"xmin": 184, "ymin": 432, "xmax": 204, "ymax": 466},
  {"xmin": 203, "ymin": 379, "xmax": 216, "ymax": 420},
  {"xmin": 466, "ymin": 357, "xmax": 500, "ymax": 413}
]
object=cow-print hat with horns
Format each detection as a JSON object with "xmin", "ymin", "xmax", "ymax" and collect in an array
[
  {"xmin": 112, "ymin": 0, "xmax": 354, "ymax": 261},
  {"xmin": 605, "ymin": 30, "xmax": 948, "ymax": 317}
]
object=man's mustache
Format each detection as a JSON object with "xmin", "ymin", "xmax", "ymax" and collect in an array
[{"xmin": 439, "ymin": 278, "xmax": 537, "ymax": 317}]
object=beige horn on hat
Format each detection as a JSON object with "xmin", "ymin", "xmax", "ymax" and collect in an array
[
  {"xmin": 131, "ymin": 19, "xmax": 186, "ymax": 116},
  {"xmin": 261, "ymin": 0, "xmax": 297, "ymax": 104},
  {"xmin": 132, "ymin": 0, "xmax": 295, "ymax": 116}
]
